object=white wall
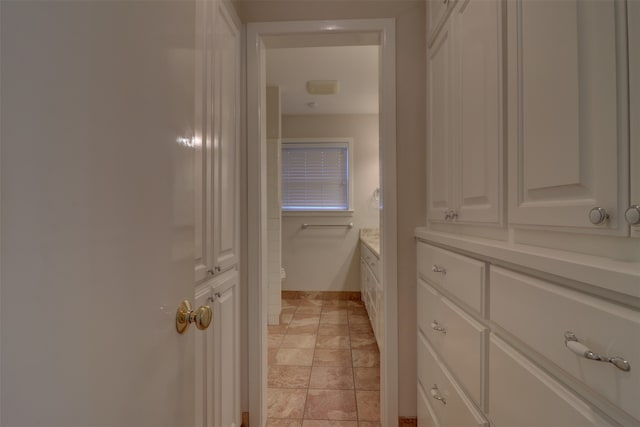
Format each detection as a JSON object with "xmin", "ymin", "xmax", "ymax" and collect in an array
[
  {"xmin": 280, "ymin": 114, "xmax": 379, "ymax": 292},
  {"xmin": 237, "ymin": 0, "xmax": 426, "ymax": 417}
]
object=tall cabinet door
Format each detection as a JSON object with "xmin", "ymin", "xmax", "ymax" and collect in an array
[
  {"xmin": 452, "ymin": 0, "xmax": 503, "ymax": 225},
  {"xmin": 427, "ymin": 21, "xmax": 454, "ymax": 223},
  {"xmin": 629, "ymin": 0, "xmax": 640, "ymax": 238},
  {"xmin": 507, "ymin": 0, "xmax": 629, "ymax": 235},
  {"xmin": 211, "ymin": 4, "xmax": 241, "ymax": 272}
]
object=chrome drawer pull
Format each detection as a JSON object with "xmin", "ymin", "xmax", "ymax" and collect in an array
[
  {"xmin": 430, "ymin": 385, "xmax": 446, "ymax": 404},
  {"xmin": 431, "ymin": 320, "xmax": 447, "ymax": 334},
  {"xmin": 432, "ymin": 264, "xmax": 447, "ymax": 274},
  {"xmin": 564, "ymin": 332, "xmax": 631, "ymax": 372}
]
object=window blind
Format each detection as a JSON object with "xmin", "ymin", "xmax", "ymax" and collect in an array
[{"xmin": 281, "ymin": 142, "xmax": 349, "ymax": 211}]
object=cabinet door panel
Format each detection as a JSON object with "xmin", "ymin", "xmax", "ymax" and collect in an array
[
  {"xmin": 508, "ymin": 0, "xmax": 628, "ymax": 235},
  {"xmin": 212, "ymin": 5, "xmax": 240, "ymax": 271},
  {"xmin": 427, "ymin": 23, "xmax": 454, "ymax": 222},
  {"xmin": 454, "ymin": 0, "xmax": 502, "ymax": 225},
  {"xmin": 629, "ymin": 0, "xmax": 640, "ymax": 238}
]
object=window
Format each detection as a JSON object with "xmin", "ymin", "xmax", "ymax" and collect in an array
[{"xmin": 281, "ymin": 139, "xmax": 353, "ymax": 213}]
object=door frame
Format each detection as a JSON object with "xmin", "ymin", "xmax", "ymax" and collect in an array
[{"xmin": 246, "ymin": 18, "xmax": 398, "ymax": 426}]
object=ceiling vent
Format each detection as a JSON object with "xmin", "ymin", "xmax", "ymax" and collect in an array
[{"xmin": 306, "ymin": 80, "xmax": 340, "ymax": 95}]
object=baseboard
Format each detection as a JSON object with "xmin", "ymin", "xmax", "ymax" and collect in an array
[
  {"xmin": 399, "ymin": 416, "xmax": 417, "ymax": 427},
  {"xmin": 281, "ymin": 290, "xmax": 361, "ymax": 301},
  {"xmin": 241, "ymin": 412, "xmax": 249, "ymax": 427}
]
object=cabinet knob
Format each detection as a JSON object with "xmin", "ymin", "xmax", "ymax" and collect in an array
[
  {"xmin": 431, "ymin": 320, "xmax": 447, "ymax": 334},
  {"xmin": 430, "ymin": 385, "xmax": 446, "ymax": 405},
  {"xmin": 588, "ymin": 207, "xmax": 609, "ymax": 225},
  {"xmin": 625, "ymin": 205, "xmax": 640, "ymax": 225},
  {"xmin": 449, "ymin": 210, "xmax": 458, "ymax": 221},
  {"xmin": 207, "ymin": 269, "xmax": 215, "ymax": 276},
  {"xmin": 432, "ymin": 264, "xmax": 447, "ymax": 275}
]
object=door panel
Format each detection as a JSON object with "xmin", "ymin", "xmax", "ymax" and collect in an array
[
  {"xmin": 1, "ymin": 1, "xmax": 196, "ymax": 425},
  {"xmin": 454, "ymin": 0, "xmax": 502, "ymax": 225},
  {"xmin": 508, "ymin": 0, "xmax": 628, "ymax": 235},
  {"xmin": 427, "ymin": 23, "xmax": 454, "ymax": 222},
  {"xmin": 629, "ymin": 0, "xmax": 640, "ymax": 238},
  {"xmin": 212, "ymin": 5, "xmax": 240, "ymax": 273}
]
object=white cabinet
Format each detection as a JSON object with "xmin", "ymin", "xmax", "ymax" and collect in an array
[
  {"xmin": 360, "ymin": 241, "xmax": 382, "ymax": 349},
  {"xmin": 426, "ymin": 0, "xmax": 458, "ymax": 46},
  {"xmin": 427, "ymin": 0, "xmax": 503, "ymax": 226},
  {"xmin": 629, "ymin": 0, "xmax": 640, "ymax": 238},
  {"xmin": 507, "ymin": 0, "xmax": 630, "ymax": 236},
  {"xmin": 194, "ymin": 1, "xmax": 240, "ymax": 283},
  {"xmin": 195, "ymin": 272, "xmax": 241, "ymax": 427}
]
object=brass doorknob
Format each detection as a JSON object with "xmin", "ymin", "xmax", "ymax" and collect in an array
[{"xmin": 176, "ymin": 300, "xmax": 213, "ymax": 334}]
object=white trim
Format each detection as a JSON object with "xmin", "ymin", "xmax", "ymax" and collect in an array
[{"xmin": 246, "ymin": 19, "xmax": 397, "ymax": 427}]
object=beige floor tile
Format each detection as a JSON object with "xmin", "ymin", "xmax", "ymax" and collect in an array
[
  {"xmin": 267, "ymin": 419, "xmax": 303, "ymax": 427},
  {"xmin": 303, "ymin": 421, "xmax": 358, "ymax": 427},
  {"xmin": 353, "ymin": 368, "xmax": 380, "ymax": 390},
  {"xmin": 351, "ymin": 350, "xmax": 380, "ymax": 368},
  {"xmin": 269, "ymin": 333, "xmax": 285, "ymax": 348},
  {"xmin": 320, "ymin": 312, "xmax": 349, "ymax": 325},
  {"xmin": 282, "ymin": 334, "xmax": 317, "ymax": 349},
  {"xmin": 282, "ymin": 299, "xmax": 300, "ymax": 308},
  {"xmin": 275, "ymin": 348, "xmax": 315, "ymax": 366},
  {"xmin": 349, "ymin": 334, "xmax": 377, "ymax": 350},
  {"xmin": 347, "ymin": 307, "xmax": 368, "ymax": 316},
  {"xmin": 290, "ymin": 316, "xmax": 321, "ymax": 328},
  {"xmin": 355, "ymin": 391, "xmax": 380, "ymax": 421},
  {"xmin": 348, "ymin": 314, "xmax": 370, "ymax": 325},
  {"xmin": 297, "ymin": 306, "xmax": 323, "ymax": 315},
  {"xmin": 315, "ymin": 335, "xmax": 350, "ymax": 349},
  {"xmin": 270, "ymin": 324, "xmax": 290, "ymax": 334},
  {"xmin": 268, "ymin": 388, "xmax": 307, "ymax": 419},
  {"xmin": 280, "ymin": 312, "xmax": 295, "ymax": 325},
  {"xmin": 298, "ymin": 299, "xmax": 324, "ymax": 307},
  {"xmin": 309, "ymin": 366, "xmax": 354, "ymax": 389},
  {"xmin": 348, "ymin": 322, "xmax": 373, "ymax": 335},
  {"xmin": 357, "ymin": 422, "xmax": 381, "ymax": 427},
  {"xmin": 317, "ymin": 324, "xmax": 350, "ymax": 336},
  {"xmin": 268, "ymin": 365, "xmax": 312, "ymax": 388},
  {"xmin": 269, "ymin": 348, "xmax": 279, "ymax": 364},
  {"xmin": 287, "ymin": 324, "xmax": 320, "ymax": 334},
  {"xmin": 313, "ymin": 349, "xmax": 353, "ymax": 367},
  {"xmin": 346, "ymin": 300, "xmax": 365, "ymax": 308},
  {"xmin": 322, "ymin": 305, "xmax": 349, "ymax": 313},
  {"xmin": 304, "ymin": 389, "xmax": 357, "ymax": 421}
]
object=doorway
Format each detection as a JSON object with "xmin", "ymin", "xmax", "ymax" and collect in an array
[{"xmin": 246, "ymin": 19, "xmax": 397, "ymax": 427}]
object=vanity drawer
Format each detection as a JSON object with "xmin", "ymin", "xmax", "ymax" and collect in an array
[
  {"xmin": 360, "ymin": 242, "xmax": 380, "ymax": 282},
  {"xmin": 417, "ymin": 279, "xmax": 486, "ymax": 406},
  {"xmin": 418, "ymin": 382, "xmax": 442, "ymax": 427},
  {"xmin": 417, "ymin": 242, "xmax": 485, "ymax": 313},
  {"xmin": 489, "ymin": 335, "xmax": 617, "ymax": 427},
  {"xmin": 490, "ymin": 266, "xmax": 640, "ymax": 420},
  {"xmin": 417, "ymin": 334, "xmax": 488, "ymax": 427}
]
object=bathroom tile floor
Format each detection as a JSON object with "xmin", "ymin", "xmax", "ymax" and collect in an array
[{"xmin": 267, "ymin": 298, "xmax": 381, "ymax": 427}]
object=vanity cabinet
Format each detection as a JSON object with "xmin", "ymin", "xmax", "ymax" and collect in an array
[
  {"xmin": 360, "ymin": 241, "xmax": 383, "ymax": 349},
  {"xmin": 507, "ymin": 0, "xmax": 632, "ymax": 236},
  {"xmin": 416, "ymin": 240, "xmax": 639, "ymax": 427},
  {"xmin": 194, "ymin": 0, "xmax": 240, "ymax": 283},
  {"xmin": 427, "ymin": 0, "xmax": 503, "ymax": 226}
]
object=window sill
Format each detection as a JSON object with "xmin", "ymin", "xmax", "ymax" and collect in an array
[{"xmin": 282, "ymin": 210, "xmax": 354, "ymax": 218}]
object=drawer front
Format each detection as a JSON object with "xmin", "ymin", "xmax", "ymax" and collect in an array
[
  {"xmin": 490, "ymin": 267, "xmax": 640, "ymax": 420},
  {"xmin": 417, "ymin": 334, "xmax": 489, "ymax": 427},
  {"xmin": 417, "ymin": 279, "xmax": 485, "ymax": 405},
  {"xmin": 418, "ymin": 383, "xmax": 442, "ymax": 427},
  {"xmin": 417, "ymin": 242, "xmax": 485, "ymax": 313},
  {"xmin": 489, "ymin": 335, "xmax": 617, "ymax": 427},
  {"xmin": 361, "ymin": 242, "xmax": 380, "ymax": 281}
]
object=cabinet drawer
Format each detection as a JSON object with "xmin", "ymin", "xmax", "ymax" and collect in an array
[
  {"xmin": 417, "ymin": 334, "xmax": 488, "ymax": 427},
  {"xmin": 417, "ymin": 242, "xmax": 485, "ymax": 313},
  {"xmin": 418, "ymin": 382, "xmax": 441, "ymax": 427},
  {"xmin": 417, "ymin": 279, "xmax": 486, "ymax": 406},
  {"xmin": 489, "ymin": 335, "xmax": 617, "ymax": 427},
  {"xmin": 490, "ymin": 267, "xmax": 640, "ymax": 420},
  {"xmin": 360, "ymin": 242, "xmax": 380, "ymax": 281}
]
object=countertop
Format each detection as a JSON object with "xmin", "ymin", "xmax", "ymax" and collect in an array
[{"xmin": 360, "ymin": 228, "xmax": 380, "ymax": 257}]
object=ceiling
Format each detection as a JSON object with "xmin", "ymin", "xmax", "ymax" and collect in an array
[{"xmin": 266, "ymin": 45, "xmax": 379, "ymax": 115}]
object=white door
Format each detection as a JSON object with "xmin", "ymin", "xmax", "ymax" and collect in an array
[
  {"xmin": 453, "ymin": 0, "xmax": 502, "ymax": 225},
  {"xmin": 629, "ymin": 0, "xmax": 640, "ymax": 238},
  {"xmin": 427, "ymin": 22, "xmax": 454, "ymax": 223},
  {"xmin": 1, "ymin": 2, "xmax": 199, "ymax": 426},
  {"xmin": 507, "ymin": 0, "xmax": 628, "ymax": 235}
]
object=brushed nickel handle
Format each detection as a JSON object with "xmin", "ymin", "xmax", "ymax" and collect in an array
[
  {"xmin": 207, "ymin": 269, "xmax": 215, "ymax": 276},
  {"xmin": 564, "ymin": 332, "xmax": 630, "ymax": 372},
  {"xmin": 176, "ymin": 300, "xmax": 213, "ymax": 334},
  {"xmin": 625, "ymin": 205, "xmax": 640, "ymax": 225},
  {"xmin": 589, "ymin": 207, "xmax": 609, "ymax": 225},
  {"xmin": 431, "ymin": 320, "xmax": 447, "ymax": 334},
  {"xmin": 432, "ymin": 264, "xmax": 447, "ymax": 274},
  {"xmin": 430, "ymin": 385, "xmax": 446, "ymax": 404}
]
